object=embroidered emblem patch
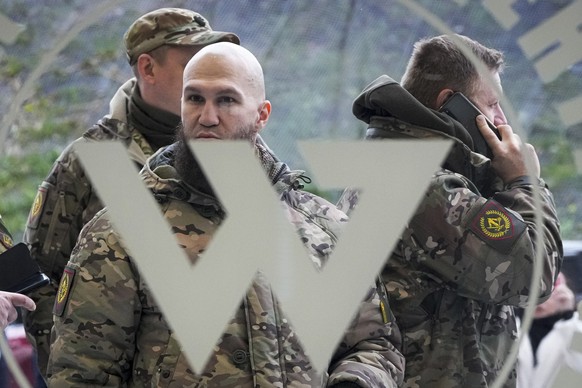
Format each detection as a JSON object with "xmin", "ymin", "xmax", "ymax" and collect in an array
[
  {"xmin": 54, "ymin": 265, "xmax": 76, "ymax": 317},
  {"xmin": 0, "ymin": 232, "xmax": 13, "ymax": 250},
  {"xmin": 480, "ymin": 208, "xmax": 511, "ymax": 239},
  {"xmin": 470, "ymin": 199, "xmax": 526, "ymax": 254},
  {"xmin": 27, "ymin": 186, "xmax": 47, "ymax": 229},
  {"xmin": 380, "ymin": 300, "xmax": 389, "ymax": 324}
]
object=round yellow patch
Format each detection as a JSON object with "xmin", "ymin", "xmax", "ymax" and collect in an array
[
  {"xmin": 2, "ymin": 234, "xmax": 12, "ymax": 247},
  {"xmin": 31, "ymin": 191, "xmax": 44, "ymax": 217},
  {"xmin": 57, "ymin": 273, "xmax": 70, "ymax": 303},
  {"xmin": 479, "ymin": 209, "xmax": 511, "ymax": 239}
]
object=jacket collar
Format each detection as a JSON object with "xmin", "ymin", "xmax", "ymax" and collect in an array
[{"xmin": 139, "ymin": 140, "xmax": 308, "ymax": 212}]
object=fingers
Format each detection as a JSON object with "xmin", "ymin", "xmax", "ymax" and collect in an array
[
  {"xmin": 524, "ymin": 143, "xmax": 541, "ymax": 178},
  {"xmin": 7, "ymin": 292, "xmax": 37, "ymax": 312},
  {"xmin": 0, "ymin": 291, "xmax": 36, "ymax": 312},
  {"xmin": 0, "ymin": 293, "xmax": 18, "ymax": 328},
  {"xmin": 476, "ymin": 115, "xmax": 500, "ymax": 144},
  {"xmin": 0, "ymin": 292, "xmax": 37, "ymax": 329},
  {"xmin": 6, "ymin": 308, "xmax": 17, "ymax": 325},
  {"xmin": 478, "ymin": 116, "xmax": 542, "ymax": 183}
]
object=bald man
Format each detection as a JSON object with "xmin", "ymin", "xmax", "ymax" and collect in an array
[{"xmin": 47, "ymin": 43, "xmax": 405, "ymax": 387}]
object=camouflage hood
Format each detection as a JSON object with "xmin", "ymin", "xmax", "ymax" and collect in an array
[
  {"xmin": 140, "ymin": 139, "xmax": 308, "ymax": 215},
  {"xmin": 107, "ymin": 78, "xmax": 135, "ymax": 123},
  {"xmin": 352, "ymin": 75, "xmax": 500, "ymax": 194},
  {"xmin": 353, "ymin": 75, "xmax": 473, "ymax": 146},
  {"xmin": 82, "ymin": 79, "xmax": 156, "ymax": 165},
  {"xmin": 353, "ymin": 75, "xmax": 499, "ymax": 191},
  {"xmin": 82, "ymin": 79, "xmax": 135, "ymax": 143}
]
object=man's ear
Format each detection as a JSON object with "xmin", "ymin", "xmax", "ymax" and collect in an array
[
  {"xmin": 435, "ymin": 89, "xmax": 455, "ymax": 109},
  {"xmin": 136, "ymin": 54, "xmax": 156, "ymax": 84},
  {"xmin": 256, "ymin": 100, "xmax": 271, "ymax": 130}
]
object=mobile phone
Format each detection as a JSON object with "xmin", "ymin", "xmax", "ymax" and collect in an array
[
  {"xmin": 0, "ymin": 242, "xmax": 50, "ymax": 294},
  {"xmin": 439, "ymin": 92, "xmax": 501, "ymax": 158}
]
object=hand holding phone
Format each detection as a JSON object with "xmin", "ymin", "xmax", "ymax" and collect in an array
[{"xmin": 439, "ymin": 92, "xmax": 501, "ymax": 158}]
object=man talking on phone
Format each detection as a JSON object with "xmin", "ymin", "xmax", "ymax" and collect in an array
[{"xmin": 337, "ymin": 34, "xmax": 562, "ymax": 387}]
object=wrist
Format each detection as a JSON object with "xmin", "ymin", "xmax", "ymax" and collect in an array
[{"xmin": 505, "ymin": 175, "xmax": 545, "ymax": 188}]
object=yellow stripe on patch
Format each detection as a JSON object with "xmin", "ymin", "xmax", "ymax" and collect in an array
[{"xmin": 380, "ymin": 300, "xmax": 389, "ymax": 323}]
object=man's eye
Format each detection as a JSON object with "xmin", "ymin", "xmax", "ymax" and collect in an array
[
  {"xmin": 188, "ymin": 95, "xmax": 203, "ymax": 103},
  {"xmin": 218, "ymin": 96, "xmax": 235, "ymax": 104}
]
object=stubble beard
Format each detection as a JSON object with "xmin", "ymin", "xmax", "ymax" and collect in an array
[{"xmin": 173, "ymin": 123, "xmax": 258, "ymax": 196}]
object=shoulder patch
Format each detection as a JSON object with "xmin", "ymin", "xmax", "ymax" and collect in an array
[
  {"xmin": 27, "ymin": 186, "xmax": 48, "ymax": 230},
  {"xmin": 0, "ymin": 232, "xmax": 13, "ymax": 250},
  {"xmin": 0, "ymin": 217, "xmax": 13, "ymax": 250},
  {"xmin": 53, "ymin": 265, "xmax": 76, "ymax": 317},
  {"xmin": 375, "ymin": 278, "xmax": 393, "ymax": 324},
  {"xmin": 469, "ymin": 199, "xmax": 527, "ymax": 254}
]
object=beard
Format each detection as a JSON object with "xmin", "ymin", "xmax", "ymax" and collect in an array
[
  {"xmin": 173, "ymin": 123, "xmax": 258, "ymax": 196},
  {"xmin": 173, "ymin": 128, "xmax": 215, "ymax": 196}
]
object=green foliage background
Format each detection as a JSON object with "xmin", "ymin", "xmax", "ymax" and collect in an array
[{"xmin": 0, "ymin": 0, "xmax": 581, "ymax": 240}]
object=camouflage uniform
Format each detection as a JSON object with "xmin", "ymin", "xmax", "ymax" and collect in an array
[
  {"xmin": 337, "ymin": 76, "xmax": 563, "ymax": 388},
  {"xmin": 22, "ymin": 78, "xmax": 160, "ymax": 376},
  {"xmin": 22, "ymin": 9, "xmax": 241, "ymax": 378},
  {"xmin": 0, "ymin": 214, "xmax": 14, "ymax": 254},
  {"xmin": 47, "ymin": 141, "xmax": 405, "ymax": 387}
]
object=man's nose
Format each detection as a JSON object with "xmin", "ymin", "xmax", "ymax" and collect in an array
[
  {"xmin": 199, "ymin": 103, "xmax": 219, "ymax": 127},
  {"xmin": 493, "ymin": 106, "xmax": 507, "ymax": 127}
]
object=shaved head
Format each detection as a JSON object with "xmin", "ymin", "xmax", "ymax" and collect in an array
[
  {"xmin": 184, "ymin": 42, "xmax": 265, "ymax": 102},
  {"xmin": 177, "ymin": 42, "xmax": 272, "ymax": 189}
]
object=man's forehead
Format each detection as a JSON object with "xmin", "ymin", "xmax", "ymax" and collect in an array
[
  {"xmin": 186, "ymin": 51, "xmax": 236, "ymax": 69},
  {"xmin": 183, "ymin": 78, "xmax": 243, "ymax": 96},
  {"xmin": 184, "ymin": 57, "xmax": 241, "ymax": 83}
]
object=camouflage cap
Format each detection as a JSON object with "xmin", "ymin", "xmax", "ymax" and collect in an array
[{"xmin": 124, "ymin": 8, "xmax": 240, "ymax": 65}]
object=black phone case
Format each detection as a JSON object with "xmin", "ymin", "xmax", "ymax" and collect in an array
[
  {"xmin": 439, "ymin": 92, "xmax": 500, "ymax": 158},
  {"xmin": 0, "ymin": 242, "xmax": 50, "ymax": 294}
]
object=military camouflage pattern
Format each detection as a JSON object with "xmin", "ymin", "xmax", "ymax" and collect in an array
[
  {"xmin": 47, "ymin": 141, "xmax": 405, "ymax": 387},
  {"xmin": 337, "ymin": 76, "xmax": 563, "ymax": 388},
  {"xmin": 0, "ymin": 214, "xmax": 14, "ymax": 254},
  {"xmin": 22, "ymin": 79, "xmax": 157, "ymax": 377},
  {"xmin": 124, "ymin": 8, "xmax": 240, "ymax": 65}
]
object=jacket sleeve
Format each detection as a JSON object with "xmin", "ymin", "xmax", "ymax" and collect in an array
[
  {"xmin": 406, "ymin": 171, "xmax": 562, "ymax": 306},
  {"xmin": 22, "ymin": 139, "xmax": 104, "ymax": 377},
  {"xmin": 327, "ymin": 280, "xmax": 405, "ymax": 387},
  {"xmin": 47, "ymin": 211, "xmax": 141, "ymax": 387}
]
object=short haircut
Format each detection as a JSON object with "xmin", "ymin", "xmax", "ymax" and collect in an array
[
  {"xmin": 401, "ymin": 34, "xmax": 505, "ymax": 109},
  {"xmin": 130, "ymin": 45, "xmax": 171, "ymax": 79}
]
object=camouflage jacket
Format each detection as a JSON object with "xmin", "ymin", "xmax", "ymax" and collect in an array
[
  {"xmin": 22, "ymin": 78, "xmax": 156, "ymax": 376},
  {"xmin": 0, "ymin": 214, "xmax": 14, "ymax": 254},
  {"xmin": 47, "ymin": 141, "xmax": 405, "ymax": 387},
  {"xmin": 337, "ymin": 76, "xmax": 563, "ymax": 388}
]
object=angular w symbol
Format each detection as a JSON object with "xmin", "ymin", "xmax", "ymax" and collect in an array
[{"xmin": 75, "ymin": 139, "xmax": 450, "ymax": 373}]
